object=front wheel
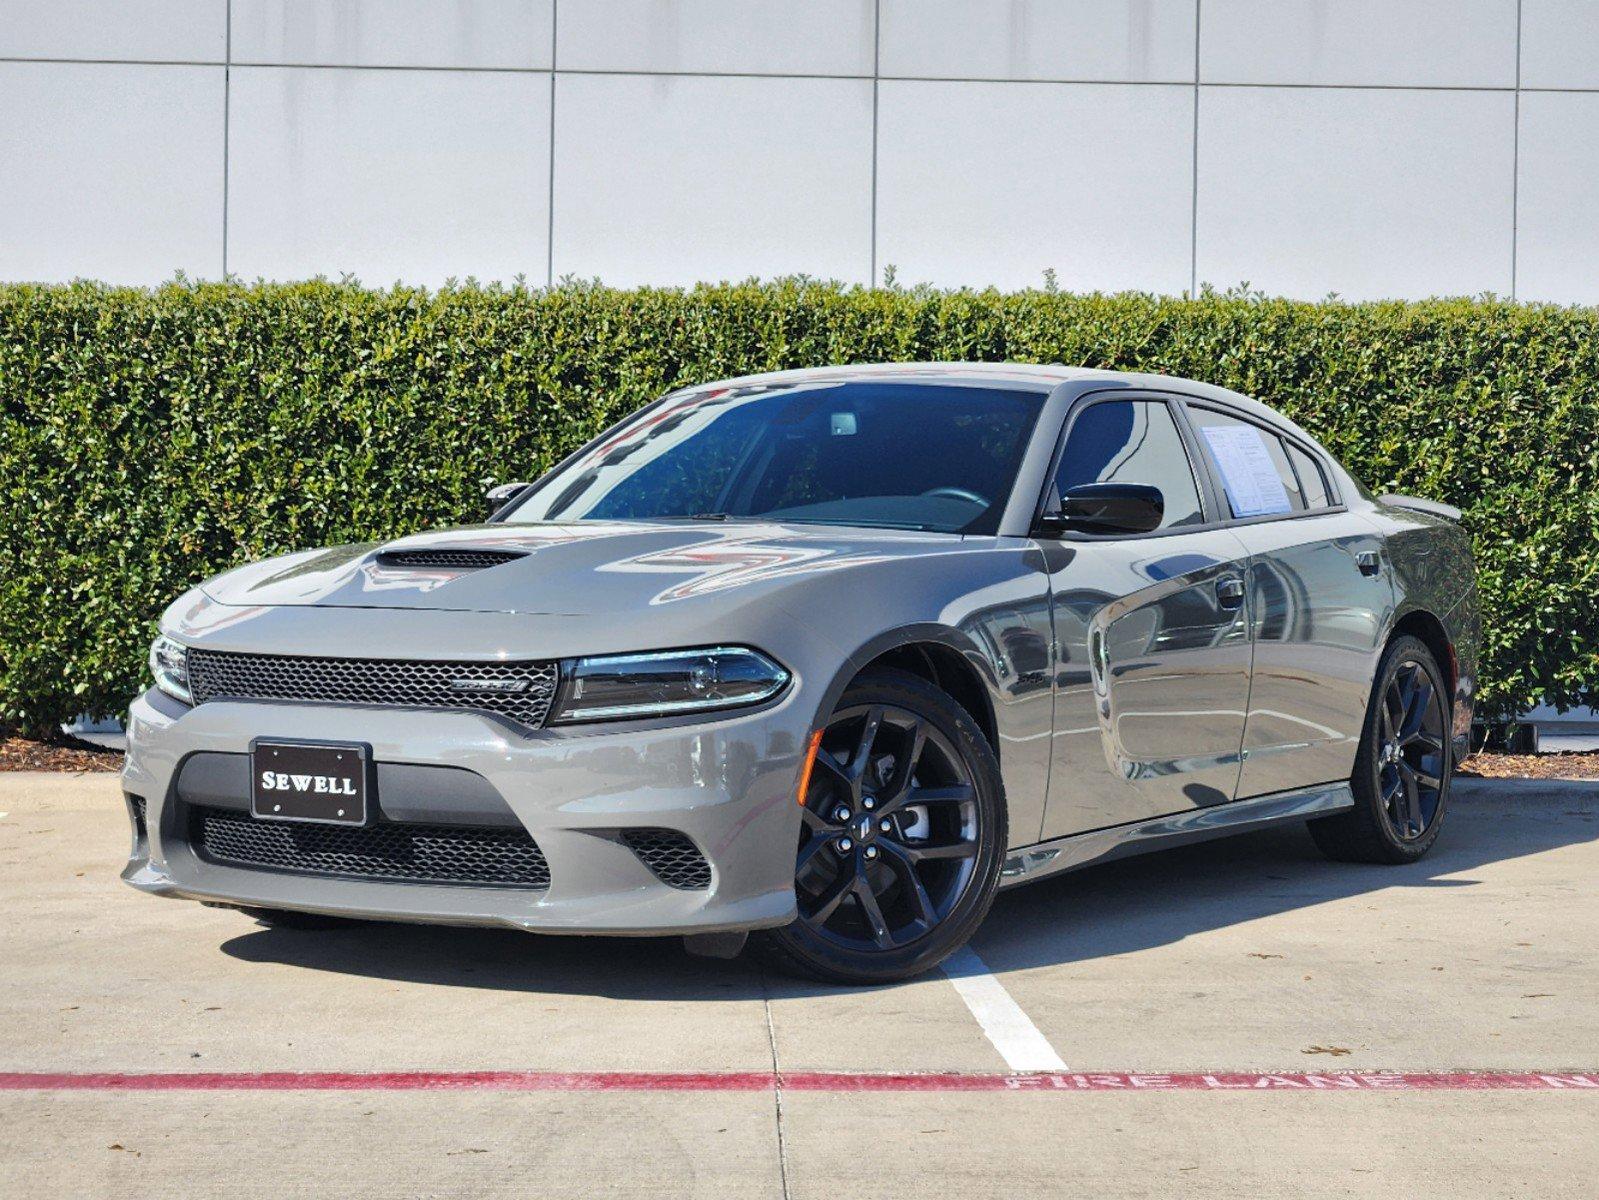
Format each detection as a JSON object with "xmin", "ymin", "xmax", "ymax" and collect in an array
[
  {"xmin": 1309, "ymin": 635, "xmax": 1453, "ymax": 864},
  {"xmin": 760, "ymin": 669, "xmax": 1006, "ymax": 985}
]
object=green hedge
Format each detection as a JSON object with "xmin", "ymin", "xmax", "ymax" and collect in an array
[{"xmin": 3, "ymin": 279, "xmax": 1596, "ymax": 735}]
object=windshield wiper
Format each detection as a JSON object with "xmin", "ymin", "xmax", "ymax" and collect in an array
[{"xmin": 688, "ymin": 512, "xmax": 730, "ymax": 521}]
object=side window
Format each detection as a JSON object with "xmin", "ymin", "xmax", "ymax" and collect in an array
[
  {"xmin": 1286, "ymin": 442, "xmax": 1333, "ymax": 509},
  {"xmin": 1055, "ymin": 400, "xmax": 1205, "ymax": 530},
  {"xmin": 1187, "ymin": 407, "xmax": 1305, "ymax": 519}
]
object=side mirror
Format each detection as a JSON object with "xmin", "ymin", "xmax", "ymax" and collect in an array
[
  {"xmin": 485, "ymin": 481, "xmax": 531, "ymax": 520},
  {"xmin": 1036, "ymin": 483, "xmax": 1165, "ymax": 537}
]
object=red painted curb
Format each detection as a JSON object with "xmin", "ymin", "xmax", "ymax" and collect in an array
[{"xmin": 0, "ymin": 1070, "xmax": 1595, "ymax": 1093}]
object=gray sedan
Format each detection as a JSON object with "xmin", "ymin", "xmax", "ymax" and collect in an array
[{"xmin": 125, "ymin": 364, "xmax": 1478, "ymax": 983}]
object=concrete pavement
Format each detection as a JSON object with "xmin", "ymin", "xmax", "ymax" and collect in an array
[{"xmin": 1, "ymin": 771, "xmax": 1595, "ymax": 1197}]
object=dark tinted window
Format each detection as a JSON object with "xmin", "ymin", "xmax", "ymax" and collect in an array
[
  {"xmin": 1188, "ymin": 407, "xmax": 1304, "ymax": 519},
  {"xmin": 506, "ymin": 381, "xmax": 1043, "ymax": 534},
  {"xmin": 1054, "ymin": 400, "xmax": 1204, "ymax": 530},
  {"xmin": 1286, "ymin": 442, "xmax": 1333, "ymax": 509}
]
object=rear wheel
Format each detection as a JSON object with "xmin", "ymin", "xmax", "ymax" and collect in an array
[
  {"xmin": 1309, "ymin": 635, "xmax": 1453, "ymax": 864},
  {"xmin": 761, "ymin": 669, "xmax": 1006, "ymax": 985}
]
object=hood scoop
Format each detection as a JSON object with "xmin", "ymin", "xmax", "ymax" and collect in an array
[{"xmin": 373, "ymin": 547, "xmax": 528, "ymax": 570}]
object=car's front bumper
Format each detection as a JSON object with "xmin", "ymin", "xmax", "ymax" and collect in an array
[{"xmin": 120, "ymin": 684, "xmax": 815, "ymax": 936}]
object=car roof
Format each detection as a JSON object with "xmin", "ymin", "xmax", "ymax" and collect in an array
[
  {"xmin": 680, "ymin": 361, "xmax": 1095, "ymax": 394},
  {"xmin": 679, "ymin": 362, "xmax": 1261, "ymax": 404}
]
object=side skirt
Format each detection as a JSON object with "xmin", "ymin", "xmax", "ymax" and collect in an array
[{"xmin": 998, "ymin": 782, "xmax": 1355, "ymax": 889}]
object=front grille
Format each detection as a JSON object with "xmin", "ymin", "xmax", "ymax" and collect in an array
[
  {"xmin": 375, "ymin": 549, "xmax": 525, "ymax": 570},
  {"xmin": 622, "ymin": 829, "xmax": 712, "ymax": 890},
  {"xmin": 189, "ymin": 805, "xmax": 550, "ymax": 889},
  {"xmin": 187, "ymin": 649, "xmax": 559, "ymax": 731}
]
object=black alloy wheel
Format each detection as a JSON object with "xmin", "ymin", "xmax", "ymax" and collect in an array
[
  {"xmin": 762, "ymin": 669, "xmax": 1006, "ymax": 984},
  {"xmin": 795, "ymin": 703, "xmax": 979, "ymax": 949},
  {"xmin": 1375, "ymin": 658, "xmax": 1448, "ymax": 841},
  {"xmin": 1310, "ymin": 634, "xmax": 1453, "ymax": 864}
]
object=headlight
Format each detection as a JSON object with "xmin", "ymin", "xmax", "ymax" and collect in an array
[
  {"xmin": 148, "ymin": 634, "xmax": 192, "ymax": 704},
  {"xmin": 549, "ymin": 647, "xmax": 789, "ymax": 724}
]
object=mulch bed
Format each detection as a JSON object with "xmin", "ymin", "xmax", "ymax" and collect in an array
[
  {"xmin": 0, "ymin": 736, "xmax": 124, "ymax": 773},
  {"xmin": 1458, "ymin": 750, "xmax": 1599, "ymax": 781}
]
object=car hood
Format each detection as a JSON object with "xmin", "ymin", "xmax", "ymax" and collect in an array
[{"xmin": 198, "ymin": 521, "xmax": 976, "ymax": 616}]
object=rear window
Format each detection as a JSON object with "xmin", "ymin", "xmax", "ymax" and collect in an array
[{"xmin": 1286, "ymin": 442, "xmax": 1333, "ymax": 509}]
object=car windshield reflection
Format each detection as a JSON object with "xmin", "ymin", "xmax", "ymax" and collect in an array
[{"xmin": 503, "ymin": 381, "xmax": 1044, "ymax": 535}]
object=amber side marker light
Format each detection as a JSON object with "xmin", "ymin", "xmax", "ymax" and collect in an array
[{"xmin": 796, "ymin": 729, "xmax": 824, "ymax": 804}]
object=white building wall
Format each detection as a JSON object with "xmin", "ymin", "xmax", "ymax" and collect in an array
[{"xmin": 2, "ymin": 0, "xmax": 1597, "ymax": 302}]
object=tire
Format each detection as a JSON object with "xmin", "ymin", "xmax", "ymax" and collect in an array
[
  {"xmin": 1309, "ymin": 635, "xmax": 1453, "ymax": 864},
  {"xmin": 759, "ymin": 668, "xmax": 1007, "ymax": 985}
]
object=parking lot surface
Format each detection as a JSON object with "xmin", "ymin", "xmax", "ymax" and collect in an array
[{"xmin": 1, "ymin": 772, "xmax": 1594, "ymax": 1198}]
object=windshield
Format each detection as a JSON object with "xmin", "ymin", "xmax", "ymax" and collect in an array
[{"xmin": 504, "ymin": 381, "xmax": 1044, "ymax": 534}]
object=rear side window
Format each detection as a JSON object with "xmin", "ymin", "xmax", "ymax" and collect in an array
[
  {"xmin": 1055, "ymin": 399, "xmax": 1205, "ymax": 530},
  {"xmin": 1286, "ymin": 442, "xmax": 1333, "ymax": 509},
  {"xmin": 1187, "ymin": 407, "xmax": 1304, "ymax": 519}
]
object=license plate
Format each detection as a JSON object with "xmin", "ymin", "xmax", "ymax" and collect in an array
[{"xmin": 251, "ymin": 740, "xmax": 369, "ymax": 826}]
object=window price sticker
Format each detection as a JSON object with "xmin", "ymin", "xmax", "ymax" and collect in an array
[{"xmin": 1201, "ymin": 425, "xmax": 1291, "ymax": 517}]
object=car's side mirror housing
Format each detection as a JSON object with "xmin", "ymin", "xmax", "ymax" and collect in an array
[
  {"xmin": 1035, "ymin": 483, "xmax": 1165, "ymax": 538},
  {"xmin": 485, "ymin": 481, "xmax": 531, "ymax": 520}
]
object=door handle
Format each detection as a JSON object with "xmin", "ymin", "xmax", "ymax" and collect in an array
[
  {"xmin": 1215, "ymin": 576, "xmax": 1245, "ymax": 610},
  {"xmin": 1356, "ymin": 550, "xmax": 1381, "ymax": 577}
]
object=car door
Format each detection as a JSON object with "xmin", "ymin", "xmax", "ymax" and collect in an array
[
  {"xmin": 1183, "ymin": 404, "xmax": 1394, "ymax": 798},
  {"xmin": 1038, "ymin": 395, "xmax": 1255, "ymax": 840}
]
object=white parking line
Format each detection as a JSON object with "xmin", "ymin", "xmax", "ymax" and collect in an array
[{"xmin": 941, "ymin": 946, "xmax": 1067, "ymax": 1072}]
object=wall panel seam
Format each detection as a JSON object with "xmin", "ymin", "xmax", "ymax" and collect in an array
[
  {"xmin": 9, "ymin": 56, "xmax": 1588, "ymax": 95},
  {"xmin": 222, "ymin": 0, "xmax": 231, "ymax": 278},
  {"xmin": 1190, "ymin": 0, "xmax": 1201, "ymax": 296},
  {"xmin": 547, "ymin": 0, "xmax": 558, "ymax": 288},
  {"xmin": 1511, "ymin": 0, "xmax": 1522, "ymax": 299},
  {"xmin": 9, "ymin": 58, "xmax": 1582, "ymax": 93},
  {"xmin": 870, "ymin": 0, "xmax": 879, "ymax": 286}
]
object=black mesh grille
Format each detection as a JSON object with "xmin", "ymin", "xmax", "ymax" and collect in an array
[
  {"xmin": 189, "ymin": 806, "xmax": 550, "ymax": 889},
  {"xmin": 622, "ymin": 829, "xmax": 712, "ymax": 890},
  {"xmin": 187, "ymin": 649, "xmax": 558, "ymax": 731},
  {"xmin": 375, "ymin": 549, "xmax": 525, "ymax": 569}
]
